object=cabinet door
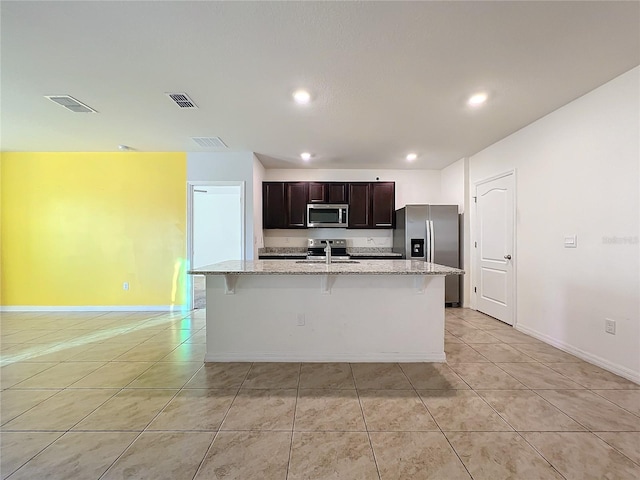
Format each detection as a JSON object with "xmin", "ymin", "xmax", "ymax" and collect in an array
[
  {"xmin": 263, "ymin": 182, "xmax": 286, "ymax": 229},
  {"xmin": 371, "ymin": 182, "xmax": 395, "ymax": 228},
  {"xmin": 328, "ymin": 183, "xmax": 348, "ymax": 203},
  {"xmin": 308, "ymin": 183, "xmax": 327, "ymax": 203},
  {"xmin": 286, "ymin": 182, "xmax": 308, "ymax": 228},
  {"xmin": 348, "ymin": 183, "xmax": 371, "ymax": 228}
]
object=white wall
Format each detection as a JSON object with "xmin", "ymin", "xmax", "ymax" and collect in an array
[
  {"xmin": 263, "ymin": 168, "xmax": 442, "ymax": 247},
  {"xmin": 469, "ymin": 66, "xmax": 640, "ymax": 381},
  {"xmin": 440, "ymin": 158, "xmax": 466, "ymax": 213},
  {"xmin": 188, "ymin": 152, "xmax": 256, "ymax": 260},
  {"xmin": 252, "ymin": 155, "xmax": 266, "ymax": 257},
  {"xmin": 441, "ymin": 158, "xmax": 470, "ymax": 306}
]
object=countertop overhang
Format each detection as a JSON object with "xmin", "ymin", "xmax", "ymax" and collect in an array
[{"xmin": 189, "ymin": 259, "xmax": 464, "ymax": 276}]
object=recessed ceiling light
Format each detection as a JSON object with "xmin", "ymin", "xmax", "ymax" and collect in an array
[
  {"xmin": 300, "ymin": 152, "xmax": 312, "ymax": 161},
  {"xmin": 406, "ymin": 153, "xmax": 417, "ymax": 161},
  {"xmin": 468, "ymin": 92, "xmax": 488, "ymax": 106},
  {"xmin": 293, "ymin": 90, "xmax": 311, "ymax": 104}
]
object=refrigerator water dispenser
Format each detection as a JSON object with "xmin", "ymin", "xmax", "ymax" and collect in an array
[{"xmin": 410, "ymin": 238, "xmax": 424, "ymax": 257}]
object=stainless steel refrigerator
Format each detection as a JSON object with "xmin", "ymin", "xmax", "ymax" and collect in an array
[{"xmin": 393, "ymin": 205, "xmax": 460, "ymax": 305}]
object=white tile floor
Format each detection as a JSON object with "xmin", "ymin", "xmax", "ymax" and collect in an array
[{"xmin": 1, "ymin": 308, "xmax": 639, "ymax": 479}]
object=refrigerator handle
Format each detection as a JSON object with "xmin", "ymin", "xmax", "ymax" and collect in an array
[
  {"xmin": 429, "ymin": 220, "xmax": 435, "ymax": 264},
  {"xmin": 425, "ymin": 220, "xmax": 431, "ymax": 262}
]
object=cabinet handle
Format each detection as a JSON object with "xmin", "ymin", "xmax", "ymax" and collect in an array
[
  {"xmin": 375, "ymin": 223, "xmax": 393, "ymax": 227},
  {"xmin": 504, "ymin": 254, "xmax": 512, "ymax": 260}
]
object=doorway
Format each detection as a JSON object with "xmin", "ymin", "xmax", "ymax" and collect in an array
[
  {"xmin": 473, "ymin": 171, "xmax": 516, "ymax": 325},
  {"xmin": 187, "ymin": 182, "xmax": 245, "ymax": 309}
]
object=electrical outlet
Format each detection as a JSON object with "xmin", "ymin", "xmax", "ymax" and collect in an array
[
  {"xmin": 605, "ymin": 318, "xmax": 616, "ymax": 335},
  {"xmin": 123, "ymin": 282, "xmax": 129, "ymax": 291},
  {"xmin": 297, "ymin": 313, "xmax": 305, "ymax": 326}
]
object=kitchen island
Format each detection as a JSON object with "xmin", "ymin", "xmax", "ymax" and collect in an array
[{"xmin": 189, "ymin": 259, "xmax": 463, "ymax": 363}]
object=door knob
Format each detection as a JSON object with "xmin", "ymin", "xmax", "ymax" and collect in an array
[{"xmin": 504, "ymin": 255, "xmax": 512, "ymax": 260}]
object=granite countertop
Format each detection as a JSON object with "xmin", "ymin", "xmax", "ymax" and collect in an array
[{"xmin": 189, "ymin": 259, "xmax": 464, "ymax": 276}]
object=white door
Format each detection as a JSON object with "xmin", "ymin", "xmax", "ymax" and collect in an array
[
  {"xmin": 192, "ymin": 185, "xmax": 243, "ymax": 268},
  {"xmin": 475, "ymin": 172, "xmax": 515, "ymax": 325}
]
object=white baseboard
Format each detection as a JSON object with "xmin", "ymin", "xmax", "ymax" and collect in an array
[
  {"xmin": 0, "ymin": 305, "xmax": 186, "ymax": 312},
  {"xmin": 516, "ymin": 324, "xmax": 640, "ymax": 385},
  {"xmin": 204, "ymin": 352, "xmax": 447, "ymax": 363}
]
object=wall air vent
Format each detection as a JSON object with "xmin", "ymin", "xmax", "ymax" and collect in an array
[
  {"xmin": 45, "ymin": 95, "xmax": 97, "ymax": 113},
  {"xmin": 191, "ymin": 137, "xmax": 228, "ymax": 148},
  {"xmin": 166, "ymin": 92, "xmax": 198, "ymax": 109}
]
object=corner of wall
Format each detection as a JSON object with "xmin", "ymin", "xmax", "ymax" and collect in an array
[{"xmin": 252, "ymin": 154, "xmax": 266, "ymax": 259}]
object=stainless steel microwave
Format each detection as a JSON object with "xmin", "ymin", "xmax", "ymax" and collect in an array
[{"xmin": 306, "ymin": 204, "xmax": 349, "ymax": 228}]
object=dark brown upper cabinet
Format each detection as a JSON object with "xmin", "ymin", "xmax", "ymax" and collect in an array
[
  {"xmin": 262, "ymin": 182, "xmax": 307, "ymax": 229},
  {"xmin": 308, "ymin": 182, "xmax": 348, "ymax": 204},
  {"xmin": 286, "ymin": 182, "xmax": 308, "ymax": 228},
  {"xmin": 263, "ymin": 181, "xmax": 394, "ymax": 229},
  {"xmin": 327, "ymin": 183, "xmax": 348, "ymax": 203},
  {"xmin": 371, "ymin": 182, "xmax": 395, "ymax": 228},
  {"xmin": 347, "ymin": 182, "xmax": 395, "ymax": 229},
  {"xmin": 348, "ymin": 182, "xmax": 371, "ymax": 228},
  {"xmin": 263, "ymin": 182, "xmax": 286, "ymax": 229},
  {"xmin": 308, "ymin": 183, "xmax": 327, "ymax": 203}
]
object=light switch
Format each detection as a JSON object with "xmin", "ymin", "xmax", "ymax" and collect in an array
[{"xmin": 564, "ymin": 235, "xmax": 577, "ymax": 248}]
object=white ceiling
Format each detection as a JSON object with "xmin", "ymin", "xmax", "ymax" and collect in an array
[{"xmin": 2, "ymin": 1, "xmax": 639, "ymax": 170}]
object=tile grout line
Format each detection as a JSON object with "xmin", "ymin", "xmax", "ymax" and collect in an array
[
  {"xmin": 588, "ymin": 389, "xmax": 640, "ymax": 419},
  {"xmin": 70, "ymin": 358, "xmax": 185, "ymax": 479},
  {"xmin": 454, "ymin": 327, "xmax": 575, "ymax": 480},
  {"xmin": 189, "ymin": 362, "xmax": 254, "ymax": 480},
  {"xmin": 0, "ymin": 389, "xmax": 65, "ymax": 427},
  {"xmin": 4, "ymin": 381, "xmax": 125, "ymax": 479},
  {"xmin": 401, "ymin": 362, "xmax": 477, "ymax": 479},
  {"xmin": 513, "ymin": 431, "xmax": 569, "ymax": 480},
  {"xmin": 591, "ymin": 431, "xmax": 640, "ymax": 468},
  {"xmin": 1, "ymin": 431, "xmax": 66, "ymax": 480},
  {"xmin": 284, "ymin": 362, "xmax": 302, "ymax": 480},
  {"xmin": 470, "ymin": 326, "xmax": 640, "ymax": 472},
  {"xmin": 83, "ymin": 337, "xmax": 203, "ymax": 479},
  {"xmin": 3, "ymin": 309, "xmax": 638, "ymax": 478},
  {"xmin": 351, "ymin": 362, "xmax": 383, "ymax": 480}
]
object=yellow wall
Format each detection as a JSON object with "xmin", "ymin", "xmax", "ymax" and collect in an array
[{"xmin": 0, "ymin": 152, "xmax": 187, "ymax": 307}]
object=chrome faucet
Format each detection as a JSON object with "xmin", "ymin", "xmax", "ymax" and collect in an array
[{"xmin": 325, "ymin": 242, "xmax": 332, "ymax": 264}]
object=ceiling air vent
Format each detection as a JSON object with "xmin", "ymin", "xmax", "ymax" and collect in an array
[
  {"xmin": 45, "ymin": 95, "xmax": 97, "ymax": 113},
  {"xmin": 166, "ymin": 92, "xmax": 198, "ymax": 109},
  {"xmin": 191, "ymin": 137, "xmax": 228, "ymax": 148}
]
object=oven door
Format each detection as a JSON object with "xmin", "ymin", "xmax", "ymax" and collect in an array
[{"xmin": 306, "ymin": 204, "xmax": 348, "ymax": 227}]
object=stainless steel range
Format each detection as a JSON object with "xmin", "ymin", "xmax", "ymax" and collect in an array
[{"xmin": 306, "ymin": 239, "xmax": 350, "ymax": 260}]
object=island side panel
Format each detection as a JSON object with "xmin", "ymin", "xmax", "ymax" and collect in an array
[{"xmin": 204, "ymin": 274, "xmax": 445, "ymax": 362}]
